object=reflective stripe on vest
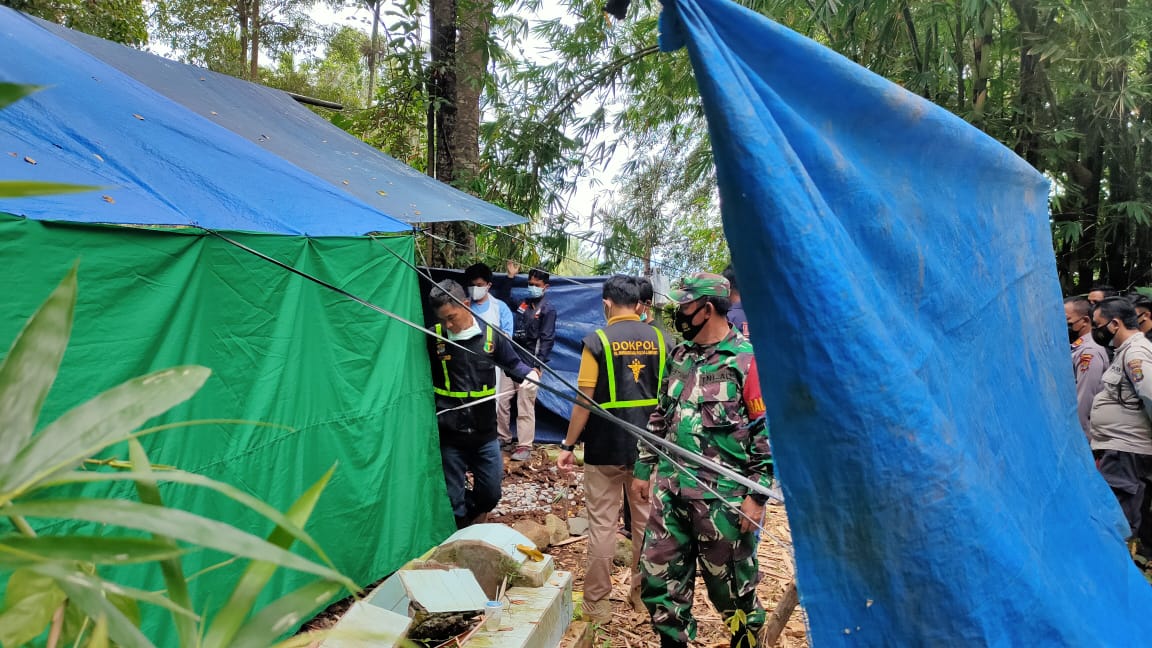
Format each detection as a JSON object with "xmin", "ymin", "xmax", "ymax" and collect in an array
[
  {"xmin": 594, "ymin": 326, "xmax": 666, "ymax": 410},
  {"xmin": 433, "ymin": 324, "xmax": 497, "ymax": 398}
]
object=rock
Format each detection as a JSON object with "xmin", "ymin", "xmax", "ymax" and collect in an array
[
  {"xmin": 613, "ymin": 536, "xmax": 633, "ymax": 567},
  {"xmin": 512, "ymin": 519, "xmax": 550, "ymax": 549},
  {"xmin": 544, "ymin": 514, "xmax": 569, "ymax": 545},
  {"xmin": 568, "ymin": 516, "xmax": 590, "ymax": 536},
  {"xmin": 425, "ymin": 540, "xmax": 519, "ymax": 599}
]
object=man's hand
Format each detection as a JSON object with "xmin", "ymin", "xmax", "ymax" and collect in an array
[
  {"xmin": 739, "ymin": 496, "xmax": 765, "ymax": 534},
  {"xmin": 630, "ymin": 478, "xmax": 651, "ymax": 504},
  {"xmin": 529, "ymin": 367, "xmax": 542, "ymax": 382},
  {"xmin": 557, "ymin": 450, "xmax": 576, "ymax": 473},
  {"xmin": 506, "ymin": 260, "xmax": 520, "ymax": 277}
]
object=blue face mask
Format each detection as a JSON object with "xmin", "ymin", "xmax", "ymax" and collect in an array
[{"xmin": 526, "ymin": 285, "xmax": 545, "ymax": 299}]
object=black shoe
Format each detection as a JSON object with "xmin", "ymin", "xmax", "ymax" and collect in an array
[{"xmin": 659, "ymin": 636, "xmax": 688, "ymax": 648}]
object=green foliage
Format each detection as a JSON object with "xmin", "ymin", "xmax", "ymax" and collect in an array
[
  {"xmin": 0, "ymin": 268, "xmax": 356, "ymax": 646},
  {"xmin": 1, "ymin": 0, "xmax": 148, "ymax": 45},
  {"xmin": 152, "ymin": 1, "xmax": 335, "ymax": 79},
  {"xmin": 0, "ymin": 83, "xmax": 40, "ymax": 110}
]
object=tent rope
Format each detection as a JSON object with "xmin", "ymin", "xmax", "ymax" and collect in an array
[{"xmin": 200, "ymin": 228, "xmax": 787, "ymax": 544}]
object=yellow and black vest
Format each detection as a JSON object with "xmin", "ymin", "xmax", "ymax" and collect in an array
[
  {"xmin": 432, "ymin": 323, "xmax": 498, "ymax": 445},
  {"xmin": 582, "ymin": 319, "xmax": 667, "ymax": 466}
]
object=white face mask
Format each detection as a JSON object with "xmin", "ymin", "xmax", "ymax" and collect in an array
[
  {"xmin": 448, "ymin": 321, "xmax": 482, "ymax": 341},
  {"xmin": 526, "ymin": 285, "xmax": 545, "ymax": 299},
  {"xmin": 469, "ymin": 285, "xmax": 490, "ymax": 302}
]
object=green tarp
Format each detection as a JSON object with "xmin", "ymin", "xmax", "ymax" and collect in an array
[{"xmin": 0, "ymin": 214, "xmax": 455, "ymax": 642}]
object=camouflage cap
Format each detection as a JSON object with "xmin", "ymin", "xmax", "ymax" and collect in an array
[{"xmin": 668, "ymin": 273, "xmax": 730, "ymax": 305}]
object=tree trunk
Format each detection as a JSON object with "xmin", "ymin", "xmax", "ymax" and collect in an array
[
  {"xmin": 953, "ymin": 0, "xmax": 966, "ymax": 110},
  {"xmin": 237, "ymin": 0, "xmax": 250, "ymax": 78},
  {"xmin": 1071, "ymin": 122, "xmax": 1104, "ymax": 292},
  {"xmin": 1008, "ymin": 0, "xmax": 1046, "ymax": 168},
  {"xmin": 1103, "ymin": 0, "xmax": 1132, "ymax": 288},
  {"xmin": 453, "ymin": 0, "xmax": 492, "ymax": 183},
  {"xmin": 426, "ymin": 0, "xmax": 488, "ymax": 266},
  {"xmin": 249, "ymin": 0, "xmax": 260, "ymax": 80},
  {"xmin": 367, "ymin": 0, "xmax": 381, "ymax": 105},
  {"xmin": 971, "ymin": 0, "xmax": 994, "ymax": 126}
]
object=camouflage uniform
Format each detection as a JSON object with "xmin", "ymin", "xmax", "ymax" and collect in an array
[{"xmin": 634, "ymin": 274, "xmax": 772, "ymax": 646}]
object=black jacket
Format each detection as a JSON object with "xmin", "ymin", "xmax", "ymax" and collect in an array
[{"xmin": 429, "ymin": 319, "xmax": 533, "ymax": 447}]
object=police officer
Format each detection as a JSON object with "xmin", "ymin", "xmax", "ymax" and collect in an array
[
  {"xmin": 428, "ymin": 280, "xmax": 539, "ymax": 529},
  {"xmin": 1065, "ymin": 296, "xmax": 1107, "ymax": 437},
  {"xmin": 629, "ymin": 273, "xmax": 771, "ymax": 648},
  {"xmin": 557, "ymin": 275, "xmax": 667, "ymax": 622},
  {"xmin": 1088, "ymin": 296, "xmax": 1152, "ymax": 555}
]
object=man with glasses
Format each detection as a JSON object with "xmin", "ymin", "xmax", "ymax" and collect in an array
[
  {"xmin": 1065, "ymin": 296, "xmax": 1108, "ymax": 437},
  {"xmin": 1088, "ymin": 296, "xmax": 1152, "ymax": 558},
  {"xmin": 630, "ymin": 273, "xmax": 771, "ymax": 648}
]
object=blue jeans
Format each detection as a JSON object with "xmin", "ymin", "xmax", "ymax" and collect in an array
[{"xmin": 441, "ymin": 438, "xmax": 503, "ymax": 528}]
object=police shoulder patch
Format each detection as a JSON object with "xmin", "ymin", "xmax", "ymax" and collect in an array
[
  {"xmin": 1078, "ymin": 353, "xmax": 1093, "ymax": 373},
  {"xmin": 1072, "ymin": 337, "xmax": 1084, "ymax": 348},
  {"xmin": 1128, "ymin": 358, "xmax": 1144, "ymax": 382}
]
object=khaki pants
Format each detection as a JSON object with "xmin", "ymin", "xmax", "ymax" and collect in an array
[
  {"xmin": 583, "ymin": 464, "xmax": 651, "ymax": 617},
  {"xmin": 496, "ymin": 375, "xmax": 538, "ymax": 445}
]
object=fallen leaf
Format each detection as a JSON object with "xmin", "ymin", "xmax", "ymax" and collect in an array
[
  {"xmin": 342, "ymin": 180, "xmax": 349, "ymax": 185},
  {"xmin": 515, "ymin": 544, "xmax": 544, "ymax": 562},
  {"xmin": 102, "ymin": 195, "xmax": 115, "ymax": 203},
  {"xmin": 23, "ymin": 156, "xmax": 36, "ymax": 165},
  {"xmin": 7, "ymin": 152, "xmax": 16, "ymax": 157},
  {"xmin": 210, "ymin": 111, "xmax": 218, "ymax": 116},
  {"xmin": 376, "ymin": 190, "xmax": 388, "ymax": 196},
  {"xmin": 413, "ymin": 210, "xmax": 422, "ymax": 215},
  {"xmin": 132, "ymin": 113, "xmax": 144, "ymax": 120},
  {"xmin": 93, "ymin": 154, "xmax": 104, "ymax": 162},
  {"xmin": 199, "ymin": 77, "xmax": 206, "ymax": 81}
]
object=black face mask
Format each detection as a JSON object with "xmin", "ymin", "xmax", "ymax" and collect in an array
[
  {"xmin": 1092, "ymin": 321, "xmax": 1116, "ymax": 347},
  {"xmin": 1068, "ymin": 324, "xmax": 1080, "ymax": 343},
  {"xmin": 675, "ymin": 301, "xmax": 710, "ymax": 341}
]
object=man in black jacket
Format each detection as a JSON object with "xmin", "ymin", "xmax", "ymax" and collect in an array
[
  {"xmin": 428, "ymin": 280, "xmax": 539, "ymax": 529},
  {"xmin": 499, "ymin": 263, "xmax": 558, "ymax": 461}
]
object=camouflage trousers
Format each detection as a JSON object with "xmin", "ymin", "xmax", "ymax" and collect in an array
[{"xmin": 638, "ymin": 489, "xmax": 765, "ymax": 643}]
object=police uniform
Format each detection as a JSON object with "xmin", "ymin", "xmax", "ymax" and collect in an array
[
  {"xmin": 1071, "ymin": 333, "xmax": 1107, "ymax": 437},
  {"xmin": 573, "ymin": 314, "xmax": 667, "ymax": 621},
  {"xmin": 1089, "ymin": 332, "xmax": 1152, "ymax": 540},
  {"xmin": 430, "ymin": 320, "xmax": 533, "ymax": 529},
  {"xmin": 634, "ymin": 275, "xmax": 771, "ymax": 647}
]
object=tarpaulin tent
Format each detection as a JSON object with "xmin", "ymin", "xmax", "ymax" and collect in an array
[
  {"xmin": 660, "ymin": 0, "xmax": 1152, "ymax": 644},
  {"xmin": 0, "ymin": 6, "xmax": 523, "ymax": 229},
  {"xmin": 0, "ymin": 6, "xmax": 524, "ymax": 643}
]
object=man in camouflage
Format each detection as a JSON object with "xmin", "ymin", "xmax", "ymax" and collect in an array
[{"xmin": 630, "ymin": 273, "xmax": 772, "ymax": 648}]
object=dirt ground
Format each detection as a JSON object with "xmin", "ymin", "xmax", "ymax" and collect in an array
[
  {"xmin": 491, "ymin": 447, "xmax": 809, "ymax": 648},
  {"xmin": 303, "ymin": 445, "xmax": 809, "ymax": 648}
]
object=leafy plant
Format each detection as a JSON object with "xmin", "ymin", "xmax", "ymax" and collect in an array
[{"xmin": 0, "ymin": 267, "xmax": 357, "ymax": 647}]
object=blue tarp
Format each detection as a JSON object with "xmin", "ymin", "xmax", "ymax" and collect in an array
[
  {"xmin": 0, "ymin": 7, "xmax": 524, "ymax": 233},
  {"xmin": 661, "ymin": 0, "xmax": 1152, "ymax": 644}
]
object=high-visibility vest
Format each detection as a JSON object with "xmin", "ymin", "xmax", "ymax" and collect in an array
[
  {"xmin": 581, "ymin": 319, "xmax": 667, "ymax": 466},
  {"xmin": 593, "ymin": 327, "xmax": 667, "ymax": 409},
  {"xmin": 432, "ymin": 323, "xmax": 497, "ymax": 399}
]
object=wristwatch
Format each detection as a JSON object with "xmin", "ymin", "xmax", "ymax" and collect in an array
[{"xmin": 559, "ymin": 443, "xmax": 576, "ymax": 452}]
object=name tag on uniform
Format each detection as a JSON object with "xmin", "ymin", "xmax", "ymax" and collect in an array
[{"xmin": 700, "ymin": 368, "xmax": 738, "ymax": 385}]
